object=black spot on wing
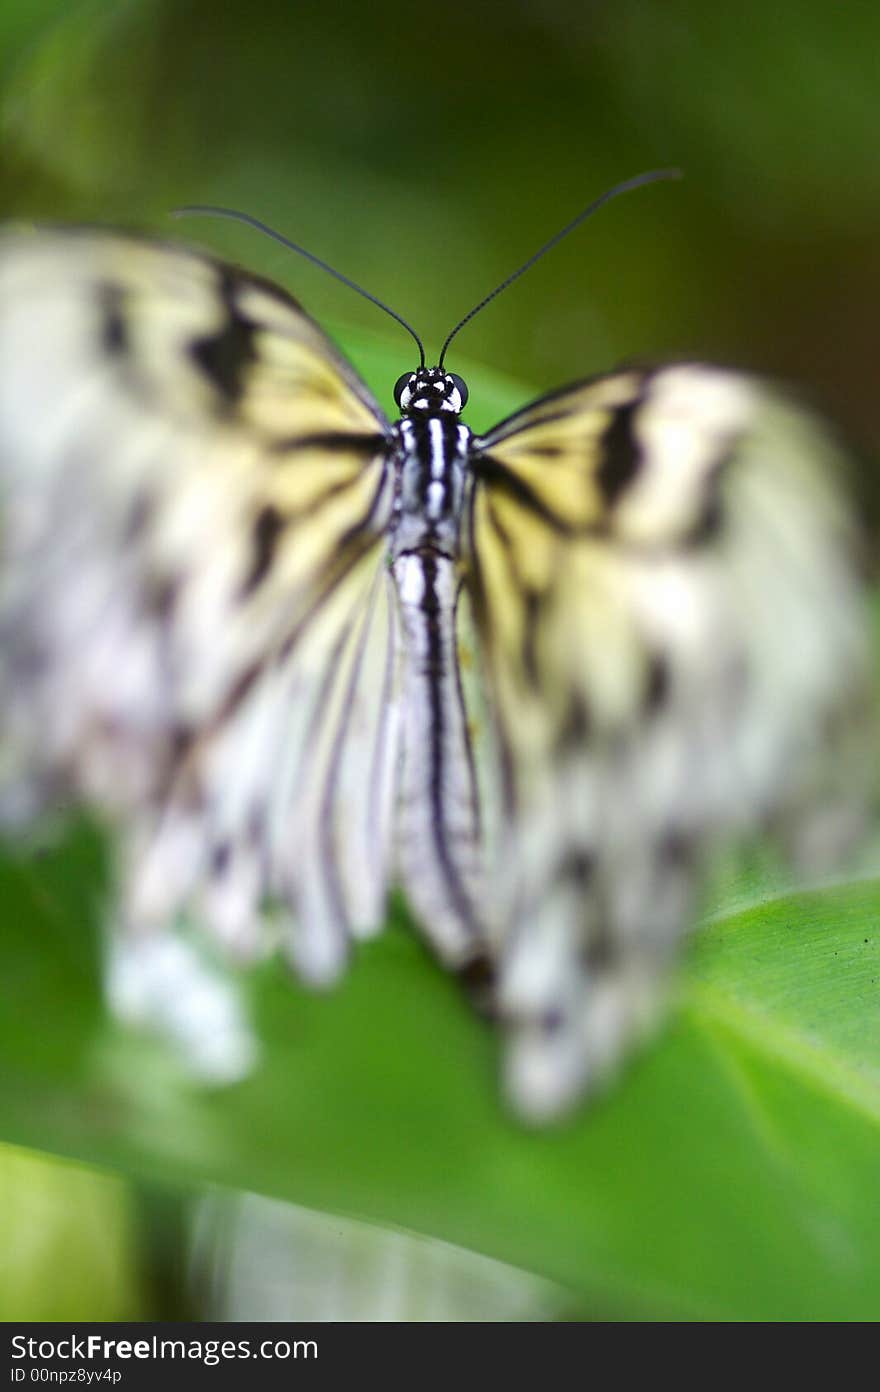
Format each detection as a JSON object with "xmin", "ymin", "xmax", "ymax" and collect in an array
[
  {"xmin": 596, "ymin": 399, "xmax": 642, "ymax": 507},
  {"xmin": 99, "ymin": 282, "xmax": 128, "ymax": 356},
  {"xmin": 518, "ymin": 443, "xmax": 564, "ymax": 459},
  {"xmin": 268, "ymin": 431, "xmax": 387, "ymax": 459},
  {"xmin": 680, "ymin": 433, "xmax": 739, "ymax": 547},
  {"xmin": 558, "ymin": 847, "xmax": 596, "ymax": 887},
  {"xmin": 556, "ymin": 691, "xmax": 592, "ymax": 752},
  {"xmin": 539, "ymin": 1008, "xmax": 565, "ymax": 1035},
  {"xmin": 211, "ymin": 841, "xmax": 231, "ymax": 877},
  {"xmin": 659, "ymin": 830, "xmax": 695, "ymax": 869},
  {"xmin": 456, "ymin": 953, "xmax": 497, "ymax": 1016},
  {"xmin": 581, "ymin": 919, "xmax": 615, "ymax": 972},
  {"xmin": 240, "ymin": 504, "xmax": 285, "ymax": 598},
  {"xmin": 147, "ymin": 575, "xmax": 179, "ymax": 622},
  {"xmin": 521, "ymin": 587, "xmax": 545, "ymax": 690},
  {"xmin": 218, "ymin": 660, "xmax": 263, "ymax": 725},
  {"xmin": 683, "ymin": 464, "xmax": 727, "ymax": 546},
  {"xmin": 123, "ymin": 488, "xmax": 154, "ymax": 543},
  {"xmin": 643, "ymin": 652, "xmax": 670, "ymax": 715},
  {"xmin": 189, "ymin": 271, "xmax": 257, "ymax": 407},
  {"xmin": 170, "ymin": 724, "xmax": 194, "ymax": 763}
]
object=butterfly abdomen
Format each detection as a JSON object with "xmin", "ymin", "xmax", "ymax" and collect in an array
[{"xmin": 392, "ymin": 548, "xmax": 485, "ymax": 964}]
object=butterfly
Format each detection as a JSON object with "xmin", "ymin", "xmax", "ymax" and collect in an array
[{"xmin": 0, "ymin": 177, "xmax": 872, "ymax": 1121}]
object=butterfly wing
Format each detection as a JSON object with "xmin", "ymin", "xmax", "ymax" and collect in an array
[
  {"xmin": 0, "ymin": 227, "xmax": 401, "ymax": 985},
  {"xmin": 468, "ymin": 365, "xmax": 872, "ymax": 1119}
]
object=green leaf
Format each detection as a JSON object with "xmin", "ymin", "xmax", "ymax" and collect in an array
[
  {"xmin": 0, "ymin": 346, "xmax": 877, "ymax": 1322},
  {"xmin": 2, "ymin": 827, "xmax": 879, "ymax": 1320},
  {"xmin": 0, "ymin": 1142, "xmax": 146, "ymax": 1321}
]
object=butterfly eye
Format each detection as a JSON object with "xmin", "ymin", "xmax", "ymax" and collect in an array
[
  {"xmin": 449, "ymin": 373, "xmax": 469, "ymax": 409},
  {"xmin": 394, "ymin": 372, "xmax": 415, "ymax": 407}
]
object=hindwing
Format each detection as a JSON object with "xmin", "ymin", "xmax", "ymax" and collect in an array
[{"xmin": 467, "ymin": 365, "xmax": 872, "ymax": 1118}]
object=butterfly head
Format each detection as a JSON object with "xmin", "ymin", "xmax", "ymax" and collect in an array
[{"xmin": 394, "ymin": 366, "xmax": 469, "ymax": 418}]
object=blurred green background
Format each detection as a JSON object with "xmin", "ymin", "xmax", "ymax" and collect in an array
[
  {"xmin": 5, "ymin": 0, "xmax": 880, "ymax": 447},
  {"xmin": 1, "ymin": 0, "xmax": 878, "ymax": 1322}
]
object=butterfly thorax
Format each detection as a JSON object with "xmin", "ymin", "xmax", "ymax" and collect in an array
[{"xmin": 389, "ymin": 413, "xmax": 472, "ymax": 561}]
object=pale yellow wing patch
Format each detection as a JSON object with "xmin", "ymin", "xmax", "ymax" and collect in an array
[{"xmin": 469, "ymin": 365, "xmax": 873, "ymax": 1119}]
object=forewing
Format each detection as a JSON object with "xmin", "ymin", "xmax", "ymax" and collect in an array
[
  {"xmin": 0, "ymin": 227, "xmax": 400, "ymax": 985},
  {"xmin": 469, "ymin": 365, "xmax": 873, "ymax": 1119}
]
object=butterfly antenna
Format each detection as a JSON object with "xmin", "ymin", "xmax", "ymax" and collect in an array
[
  {"xmin": 172, "ymin": 204, "xmax": 427, "ymax": 367},
  {"xmin": 437, "ymin": 168, "xmax": 682, "ymax": 368}
]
